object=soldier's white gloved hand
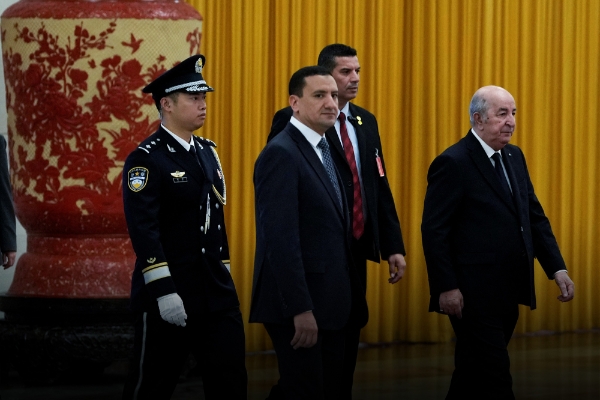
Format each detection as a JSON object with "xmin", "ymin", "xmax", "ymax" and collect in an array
[{"xmin": 157, "ymin": 293, "xmax": 187, "ymax": 327}]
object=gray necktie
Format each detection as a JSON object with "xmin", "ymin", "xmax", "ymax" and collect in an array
[
  {"xmin": 491, "ymin": 152, "xmax": 511, "ymax": 196},
  {"xmin": 317, "ymin": 137, "xmax": 342, "ymax": 208}
]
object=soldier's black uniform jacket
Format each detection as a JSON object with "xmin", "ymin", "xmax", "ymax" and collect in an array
[{"xmin": 123, "ymin": 126, "xmax": 239, "ymax": 315}]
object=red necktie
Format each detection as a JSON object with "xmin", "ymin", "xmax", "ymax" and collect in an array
[{"xmin": 339, "ymin": 112, "xmax": 364, "ymax": 239}]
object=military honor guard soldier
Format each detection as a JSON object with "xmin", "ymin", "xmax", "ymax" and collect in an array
[{"xmin": 121, "ymin": 55, "xmax": 247, "ymax": 400}]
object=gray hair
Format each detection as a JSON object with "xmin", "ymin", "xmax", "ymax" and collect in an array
[{"xmin": 469, "ymin": 92, "xmax": 488, "ymax": 127}]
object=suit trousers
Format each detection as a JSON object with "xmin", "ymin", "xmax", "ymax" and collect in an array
[
  {"xmin": 340, "ymin": 235, "xmax": 369, "ymax": 400},
  {"xmin": 446, "ymin": 305, "xmax": 519, "ymax": 400},
  {"xmin": 265, "ymin": 322, "xmax": 346, "ymax": 400},
  {"xmin": 122, "ymin": 307, "xmax": 247, "ymax": 400}
]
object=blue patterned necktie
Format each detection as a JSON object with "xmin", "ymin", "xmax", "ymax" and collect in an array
[{"xmin": 317, "ymin": 137, "xmax": 342, "ymax": 208}]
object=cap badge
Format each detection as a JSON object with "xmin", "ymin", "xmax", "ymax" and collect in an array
[{"xmin": 195, "ymin": 57, "xmax": 203, "ymax": 74}]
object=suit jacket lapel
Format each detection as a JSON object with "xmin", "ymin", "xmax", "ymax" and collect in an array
[
  {"xmin": 348, "ymin": 103, "xmax": 369, "ymax": 171},
  {"xmin": 465, "ymin": 132, "xmax": 516, "ymax": 212},
  {"xmin": 287, "ymin": 126, "xmax": 344, "ymax": 218},
  {"xmin": 325, "ymin": 125, "xmax": 345, "ymax": 161},
  {"xmin": 159, "ymin": 129, "xmax": 207, "ymax": 185},
  {"xmin": 501, "ymin": 147, "xmax": 523, "ymax": 215},
  {"xmin": 192, "ymin": 137, "xmax": 213, "ymax": 185}
]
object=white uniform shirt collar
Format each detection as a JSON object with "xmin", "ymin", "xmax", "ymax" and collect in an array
[{"xmin": 162, "ymin": 124, "xmax": 194, "ymax": 151}]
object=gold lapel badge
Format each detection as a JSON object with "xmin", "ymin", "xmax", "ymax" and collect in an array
[
  {"xmin": 356, "ymin": 116, "xmax": 363, "ymax": 125},
  {"xmin": 170, "ymin": 171, "xmax": 185, "ymax": 178}
]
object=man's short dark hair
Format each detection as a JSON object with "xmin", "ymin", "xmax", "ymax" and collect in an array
[
  {"xmin": 288, "ymin": 66, "xmax": 331, "ymax": 97},
  {"xmin": 317, "ymin": 44, "xmax": 358, "ymax": 72}
]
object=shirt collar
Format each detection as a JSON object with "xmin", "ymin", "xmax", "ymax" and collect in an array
[
  {"xmin": 471, "ymin": 128, "xmax": 498, "ymax": 159},
  {"xmin": 162, "ymin": 124, "xmax": 194, "ymax": 151},
  {"xmin": 290, "ymin": 116, "xmax": 325, "ymax": 148},
  {"xmin": 338, "ymin": 102, "xmax": 351, "ymax": 118}
]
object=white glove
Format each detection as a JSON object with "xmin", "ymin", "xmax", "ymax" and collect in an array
[{"xmin": 157, "ymin": 293, "xmax": 187, "ymax": 327}]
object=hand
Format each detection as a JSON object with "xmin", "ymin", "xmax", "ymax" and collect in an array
[
  {"xmin": 290, "ymin": 311, "xmax": 318, "ymax": 349},
  {"xmin": 157, "ymin": 293, "xmax": 187, "ymax": 327},
  {"xmin": 554, "ymin": 271, "xmax": 575, "ymax": 302},
  {"xmin": 439, "ymin": 288, "xmax": 464, "ymax": 319},
  {"xmin": 2, "ymin": 251, "xmax": 16, "ymax": 269},
  {"xmin": 387, "ymin": 254, "xmax": 406, "ymax": 284}
]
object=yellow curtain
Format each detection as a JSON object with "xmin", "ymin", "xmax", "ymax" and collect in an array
[{"xmin": 186, "ymin": 0, "xmax": 600, "ymax": 351}]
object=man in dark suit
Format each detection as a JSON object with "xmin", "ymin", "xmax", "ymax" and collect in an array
[
  {"xmin": 122, "ymin": 55, "xmax": 247, "ymax": 400},
  {"xmin": 251, "ymin": 65, "xmax": 368, "ymax": 399},
  {"xmin": 268, "ymin": 44, "xmax": 406, "ymax": 398},
  {"xmin": 0, "ymin": 135, "xmax": 16, "ymax": 269},
  {"xmin": 421, "ymin": 85, "xmax": 575, "ymax": 399}
]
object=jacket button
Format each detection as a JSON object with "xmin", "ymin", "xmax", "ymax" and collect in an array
[
  {"xmin": 202, "ymin": 248, "xmax": 205, "ymax": 254},
  {"xmin": 220, "ymin": 247, "xmax": 222, "ymax": 252},
  {"xmin": 218, "ymin": 224, "xmax": 221, "ymax": 230},
  {"xmin": 200, "ymin": 226, "xmax": 204, "ymax": 232},
  {"xmin": 215, "ymin": 203, "xmax": 220, "ymax": 209},
  {"xmin": 199, "ymin": 205, "xmax": 203, "ymax": 210}
]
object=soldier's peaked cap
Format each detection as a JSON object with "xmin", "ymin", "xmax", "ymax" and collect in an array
[{"xmin": 143, "ymin": 54, "xmax": 214, "ymax": 104}]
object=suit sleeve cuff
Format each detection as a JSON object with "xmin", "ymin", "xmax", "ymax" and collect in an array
[{"xmin": 553, "ymin": 269, "xmax": 568, "ymax": 279}]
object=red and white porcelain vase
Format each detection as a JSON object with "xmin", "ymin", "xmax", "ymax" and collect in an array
[{"xmin": 1, "ymin": 0, "xmax": 203, "ymax": 299}]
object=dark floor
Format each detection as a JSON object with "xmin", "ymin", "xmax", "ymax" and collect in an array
[{"xmin": 0, "ymin": 331, "xmax": 598, "ymax": 399}]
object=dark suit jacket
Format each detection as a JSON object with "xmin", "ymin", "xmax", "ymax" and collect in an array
[
  {"xmin": 251, "ymin": 123, "xmax": 368, "ymax": 330},
  {"xmin": 123, "ymin": 127, "xmax": 239, "ymax": 315},
  {"xmin": 268, "ymin": 105, "xmax": 405, "ymax": 265},
  {"xmin": 0, "ymin": 135, "xmax": 16, "ymax": 254},
  {"xmin": 421, "ymin": 131, "xmax": 567, "ymax": 314}
]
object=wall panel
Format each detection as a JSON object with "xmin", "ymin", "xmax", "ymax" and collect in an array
[{"xmin": 187, "ymin": 0, "xmax": 600, "ymax": 350}]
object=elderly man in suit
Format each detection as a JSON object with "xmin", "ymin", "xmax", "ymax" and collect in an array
[
  {"xmin": 268, "ymin": 43, "xmax": 406, "ymax": 399},
  {"xmin": 251, "ymin": 65, "xmax": 367, "ymax": 399},
  {"xmin": 421, "ymin": 85, "xmax": 575, "ymax": 399},
  {"xmin": 0, "ymin": 135, "xmax": 16, "ymax": 269}
]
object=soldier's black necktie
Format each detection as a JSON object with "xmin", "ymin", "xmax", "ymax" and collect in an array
[
  {"xmin": 492, "ymin": 152, "xmax": 511, "ymax": 196},
  {"xmin": 189, "ymin": 144, "xmax": 206, "ymax": 177},
  {"xmin": 317, "ymin": 137, "xmax": 342, "ymax": 209},
  {"xmin": 189, "ymin": 144, "xmax": 200, "ymax": 165}
]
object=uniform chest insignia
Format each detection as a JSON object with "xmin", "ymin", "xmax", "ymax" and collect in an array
[
  {"xmin": 147, "ymin": 257, "xmax": 156, "ymax": 263},
  {"xmin": 170, "ymin": 171, "xmax": 185, "ymax": 178},
  {"xmin": 167, "ymin": 144, "xmax": 176, "ymax": 152},
  {"xmin": 128, "ymin": 167, "xmax": 149, "ymax": 192}
]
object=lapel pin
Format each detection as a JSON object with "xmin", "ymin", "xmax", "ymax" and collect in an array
[
  {"xmin": 356, "ymin": 116, "xmax": 363, "ymax": 125},
  {"xmin": 167, "ymin": 144, "xmax": 176, "ymax": 152}
]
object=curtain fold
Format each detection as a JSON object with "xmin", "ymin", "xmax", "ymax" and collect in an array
[{"xmin": 187, "ymin": 0, "xmax": 600, "ymax": 351}]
